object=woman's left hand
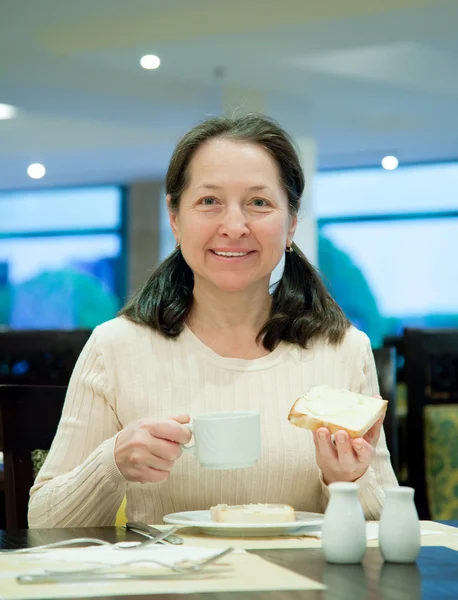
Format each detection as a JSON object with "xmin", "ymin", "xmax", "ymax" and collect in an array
[{"xmin": 313, "ymin": 416, "xmax": 385, "ymax": 485}]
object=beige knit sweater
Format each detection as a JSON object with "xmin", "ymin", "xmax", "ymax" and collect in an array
[{"xmin": 28, "ymin": 316, "xmax": 398, "ymax": 527}]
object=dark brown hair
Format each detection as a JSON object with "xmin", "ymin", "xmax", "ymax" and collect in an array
[{"xmin": 120, "ymin": 113, "xmax": 350, "ymax": 350}]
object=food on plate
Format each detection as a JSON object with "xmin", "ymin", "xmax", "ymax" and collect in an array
[
  {"xmin": 288, "ymin": 385, "xmax": 387, "ymax": 439},
  {"xmin": 210, "ymin": 503, "xmax": 296, "ymax": 523}
]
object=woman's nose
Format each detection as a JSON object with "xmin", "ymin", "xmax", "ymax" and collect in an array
[{"xmin": 218, "ymin": 206, "xmax": 250, "ymax": 238}]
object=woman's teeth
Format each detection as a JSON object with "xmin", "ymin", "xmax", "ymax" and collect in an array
[{"xmin": 213, "ymin": 251, "xmax": 249, "ymax": 257}]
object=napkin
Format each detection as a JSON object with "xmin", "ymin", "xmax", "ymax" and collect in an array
[{"xmin": 18, "ymin": 543, "xmax": 237, "ymax": 569}]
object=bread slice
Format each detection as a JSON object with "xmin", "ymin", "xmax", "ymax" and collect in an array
[
  {"xmin": 288, "ymin": 385, "xmax": 387, "ymax": 439},
  {"xmin": 210, "ymin": 503, "xmax": 296, "ymax": 523}
]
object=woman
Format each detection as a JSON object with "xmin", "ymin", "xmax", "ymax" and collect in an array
[{"xmin": 29, "ymin": 114, "xmax": 397, "ymax": 527}]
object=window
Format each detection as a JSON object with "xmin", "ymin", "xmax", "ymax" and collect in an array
[
  {"xmin": 316, "ymin": 163, "xmax": 458, "ymax": 347},
  {"xmin": 315, "ymin": 162, "xmax": 458, "ymax": 218},
  {"xmin": 0, "ymin": 186, "xmax": 125, "ymax": 330}
]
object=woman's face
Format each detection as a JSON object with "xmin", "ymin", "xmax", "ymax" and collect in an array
[{"xmin": 168, "ymin": 138, "xmax": 297, "ymax": 294}]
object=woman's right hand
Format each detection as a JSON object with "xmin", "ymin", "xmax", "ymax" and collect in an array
[{"xmin": 114, "ymin": 415, "xmax": 192, "ymax": 483}]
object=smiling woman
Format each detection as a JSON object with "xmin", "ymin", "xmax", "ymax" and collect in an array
[
  {"xmin": 170, "ymin": 139, "xmax": 293, "ymax": 298},
  {"xmin": 28, "ymin": 114, "xmax": 398, "ymax": 529},
  {"xmin": 121, "ymin": 114, "xmax": 348, "ymax": 353}
]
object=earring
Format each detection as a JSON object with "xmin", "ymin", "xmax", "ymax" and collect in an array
[
  {"xmin": 175, "ymin": 242, "xmax": 180, "ymax": 249},
  {"xmin": 286, "ymin": 245, "xmax": 294, "ymax": 253}
]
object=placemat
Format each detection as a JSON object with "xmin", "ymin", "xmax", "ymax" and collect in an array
[
  {"xmin": 161, "ymin": 520, "xmax": 458, "ymax": 550},
  {"xmin": 0, "ymin": 551, "xmax": 325, "ymax": 599}
]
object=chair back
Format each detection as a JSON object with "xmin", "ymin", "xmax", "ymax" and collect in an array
[
  {"xmin": 373, "ymin": 346, "xmax": 399, "ymax": 475},
  {"xmin": 0, "ymin": 329, "xmax": 91, "ymax": 385},
  {"xmin": 404, "ymin": 328, "xmax": 458, "ymax": 519},
  {"xmin": 424, "ymin": 404, "xmax": 458, "ymax": 520},
  {"xmin": 0, "ymin": 385, "xmax": 67, "ymax": 529}
]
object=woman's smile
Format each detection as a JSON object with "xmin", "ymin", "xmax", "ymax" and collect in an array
[{"xmin": 209, "ymin": 248, "xmax": 257, "ymax": 262}]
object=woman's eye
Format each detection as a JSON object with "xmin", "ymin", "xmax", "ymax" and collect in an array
[
  {"xmin": 200, "ymin": 197, "xmax": 216, "ymax": 205},
  {"xmin": 252, "ymin": 198, "xmax": 268, "ymax": 207}
]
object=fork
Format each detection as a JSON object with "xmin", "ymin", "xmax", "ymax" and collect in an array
[
  {"xmin": 1, "ymin": 526, "xmax": 178, "ymax": 554},
  {"xmin": 126, "ymin": 521, "xmax": 184, "ymax": 545},
  {"xmin": 17, "ymin": 547, "xmax": 234, "ymax": 584}
]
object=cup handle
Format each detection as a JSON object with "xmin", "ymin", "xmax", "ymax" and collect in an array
[{"xmin": 180, "ymin": 422, "xmax": 195, "ymax": 454}]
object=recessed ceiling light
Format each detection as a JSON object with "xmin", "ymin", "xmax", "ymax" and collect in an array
[
  {"xmin": 140, "ymin": 54, "xmax": 161, "ymax": 70},
  {"xmin": 381, "ymin": 155, "xmax": 399, "ymax": 171},
  {"xmin": 27, "ymin": 163, "xmax": 46, "ymax": 179},
  {"xmin": 0, "ymin": 103, "xmax": 17, "ymax": 120}
]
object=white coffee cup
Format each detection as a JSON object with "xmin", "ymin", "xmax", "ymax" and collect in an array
[{"xmin": 181, "ymin": 411, "xmax": 261, "ymax": 469}]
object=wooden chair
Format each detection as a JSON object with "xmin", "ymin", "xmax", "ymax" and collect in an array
[
  {"xmin": 0, "ymin": 385, "xmax": 67, "ymax": 530},
  {"xmin": 373, "ymin": 346, "xmax": 399, "ymax": 476},
  {"xmin": 403, "ymin": 328, "xmax": 458, "ymax": 519},
  {"xmin": 0, "ymin": 329, "xmax": 91, "ymax": 385},
  {"xmin": 0, "ymin": 329, "xmax": 91, "ymax": 528}
]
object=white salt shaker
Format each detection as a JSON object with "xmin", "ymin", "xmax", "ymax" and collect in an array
[
  {"xmin": 322, "ymin": 482, "xmax": 367, "ymax": 563},
  {"xmin": 379, "ymin": 486, "xmax": 421, "ymax": 563}
]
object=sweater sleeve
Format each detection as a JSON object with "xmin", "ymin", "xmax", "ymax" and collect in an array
[
  {"xmin": 319, "ymin": 332, "xmax": 399, "ymax": 519},
  {"xmin": 28, "ymin": 327, "xmax": 128, "ymax": 528},
  {"xmin": 355, "ymin": 335, "xmax": 399, "ymax": 518}
]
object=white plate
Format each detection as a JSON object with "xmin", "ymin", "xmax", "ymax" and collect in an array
[{"xmin": 163, "ymin": 510, "xmax": 323, "ymax": 537}]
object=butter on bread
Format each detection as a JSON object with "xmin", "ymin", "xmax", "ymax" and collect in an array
[
  {"xmin": 288, "ymin": 385, "xmax": 387, "ymax": 439},
  {"xmin": 210, "ymin": 503, "xmax": 296, "ymax": 523}
]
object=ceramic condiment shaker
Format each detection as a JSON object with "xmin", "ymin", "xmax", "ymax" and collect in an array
[
  {"xmin": 379, "ymin": 486, "xmax": 421, "ymax": 563},
  {"xmin": 321, "ymin": 482, "xmax": 367, "ymax": 563}
]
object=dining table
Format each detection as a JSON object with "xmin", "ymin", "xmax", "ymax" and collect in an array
[{"xmin": 1, "ymin": 521, "xmax": 458, "ymax": 599}]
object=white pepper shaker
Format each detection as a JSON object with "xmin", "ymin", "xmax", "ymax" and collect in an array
[
  {"xmin": 379, "ymin": 486, "xmax": 421, "ymax": 563},
  {"xmin": 321, "ymin": 482, "xmax": 367, "ymax": 564}
]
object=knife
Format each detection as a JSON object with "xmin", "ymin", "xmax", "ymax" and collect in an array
[{"xmin": 126, "ymin": 521, "xmax": 184, "ymax": 545}]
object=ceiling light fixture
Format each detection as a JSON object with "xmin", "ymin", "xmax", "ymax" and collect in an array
[
  {"xmin": 0, "ymin": 103, "xmax": 17, "ymax": 120},
  {"xmin": 381, "ymin": 155, "xmax": 399, "ymax": 171},
  {"xmin": 140, "ymin": 55, "xmax": 161, "ymax": 70},
  {"xmin": 27, "ymin": 163, "xmax": 46, "ymax": 179}
]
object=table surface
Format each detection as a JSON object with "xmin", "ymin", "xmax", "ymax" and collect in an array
[{"xmin": 1, "ymin": 524, "xmax": 458, "ymax": 600}]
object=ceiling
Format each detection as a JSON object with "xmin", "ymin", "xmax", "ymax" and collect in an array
[{"xmin": 1, "ymin": 0, "xmax": 458, "ymax": 190}]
